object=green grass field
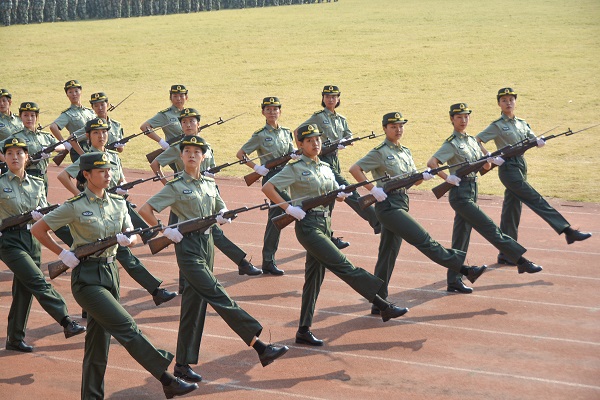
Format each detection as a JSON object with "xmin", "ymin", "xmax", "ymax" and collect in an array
[{"xmin": 2, "ymin": 0, "xmax": 599, "ymax": 201}]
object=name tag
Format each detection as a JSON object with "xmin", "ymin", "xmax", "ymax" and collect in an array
[
  {"xmin": 3, "ymin": 188, "xmax": 12, "ymax": 192},
  {"xmin": 386, "ymin": 155, "xmax": 394, "ymax": 160},
  {"xmin": 265, "ymin": 137, "xmax": 273, "ymax": 142},
  {"xmin": 183, "ymin": 189, "xmax": 192, "ymax": 194},
  {"xmin": 502, "ymin": 126, "xmax": 510, "ymax": 131},
  {"xmin": 301, "ymin": 171, "xmax": 310, "ymax": 176},
  {"xmin": 170, "ymin": 117, "xmax": 178, "ymax": 122},
  {"xmin": 82, "ymin": 211, "xmax": 93, "ymax": 216}
]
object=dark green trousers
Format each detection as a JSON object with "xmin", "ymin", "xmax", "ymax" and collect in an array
[
  {"xmin": 261, "ymin": 169, "xmax": 290, "ymax": 265},
  {"xmin": 1, "ymin": 230, "xmax": 69, "ymax": 343},
  {"xmin": 71, "ymin": 259, "xmax": 173, "ymax": 399},
  {"xmin": 175, "ymin": 232, "xmax": 262, "ymax": 365},
  {"xmin": 498, "ymin": 156, "xmax": 570, "ymax": 241},
  {"xmin": 374, "ymin": 192, "xmax": 465, "ymax": 298},
  {"xmin": 294, "ymin": 212, "xmax": 384, "ymax": 327},
  {"xmin": 321, "ymin": 152, "xmax": 380, "ymax": 231},
  {"xmin": 448, "ymin": 179, "xmax": 527, "ymax": 283}
]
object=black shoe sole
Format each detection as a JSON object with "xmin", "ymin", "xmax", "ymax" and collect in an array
[
  {"xmin": 295, "ymin": 337, "xmax": 324, "ymax": 346},
  {"xmin": 260, "ymin": 346, "xmax": 289, "ymax": 367},
  {"xmin": 239, "ymin": 270, "xmax": 263, "ymax": 276},
  {"xmin": 5, "ymin": 342, "xmax": 33, "ymax": 352},
  {"xmin": 446, "ymin": 286, "xmax": 473, "ymax": 294},
  {"xmin": 262, "ymin": 269, "xmax": 284, "ymax": 276},
  {"xmin": 173, "ymin": 373, "xmax": 202, "ymax": 383},
  {"xmin": 64, "ymin": 328, "xmax": 86, "ymax": 339}
]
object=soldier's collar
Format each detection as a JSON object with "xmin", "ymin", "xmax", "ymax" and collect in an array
[
  {"xmin": 384, "ymin": 138, "xmax": 402, "ymax": 148},
  {"xmin": 182, "ymin": 171, "xmax": 202, "ymax": 183},
  {"xmin": 500, "ymin": 113, "xmax": 516, "ymax": 122},
  {"xmin": 84, "ymin": 187, "xmax": 108, "ymax": 203},
  {"xmin": 323, "ymin": 108, "xmax": 336, "ymax": 116},
  {"xmin": 452, "ymin": 130, "xmax": 469, "ymax": 138},
  {"xmin": 7, "ymin": 170, "xmax": 29, "ymax": 183},
  {"xmin": 265, "ymin": 123, "xmax": 280, "ymax": 132}
]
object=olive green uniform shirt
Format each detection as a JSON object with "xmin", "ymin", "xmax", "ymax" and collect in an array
[
  {"xmin": 301, "ymin": 109, "xmax": 352, "ymax": 143},
  {"xmin": 43, "ymin": 187, "xmax": 131, "ymax": 258},
  {"xmin": 476, "ymin": 114, "xmax": 536, "ymax": 148},
  {"xmin": 355, "ymin": 139, "xmax": 417, "ymax": 186},
  {"xmin": 0, "ymin": 112, "xmax": 24, "ymax": 141},
  {"xmin": 64, "ymin": 147, "xmax": 124, "ymax": 187},
  {"xmin": 53, "ymin": 104, "xmax": 96, "ymax": 134},
  {"xmin": 156, "ymin": 142, "xmax": 215, "ymax": 172},
  {"xmin": 268, "ymin": 155, "xmax": 339, "ymax": 208},
  {"xmin": 0, "ymin": 170, "xmax": 47, "ymax": 221},
  {"xmin": 240, "ymin": 123, "xmax": 295, "ymax": 164},
  {"xmin": 12, "ymin": 128, "xmax": 59, "ymax": 173},
  {"xmin": 147, "ymin": 171, "xmax": 225, "ymax": 221},
  {"xmin": 432, "ymin": 130, "xmax": 483, "ymax": 177},
  {"xmin": 145, "ymin": 105, "xmax": 184, "ymax": 141}
]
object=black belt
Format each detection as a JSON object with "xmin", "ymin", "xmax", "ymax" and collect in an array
[
  {"xmin": 461, "ymin": 176, "xmax": 478, "ymax": 182},
  {"xmin": 307, "ymin": 210, "xmax": 330, "ymax": 218},
  {"xmin": 388, "ymin": 188, "xmax": 407, "ymax": 195},
  {"xmin": 83, "ymin": 256, "xmax": 115, "ymax": 264},
  {"xmin": 2, "ymin": 224, "xmax": 32, "ymax": 232}
]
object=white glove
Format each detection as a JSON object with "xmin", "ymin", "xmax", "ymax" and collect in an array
[
  {"xmin": 370, "ymin": 186, "xmax": 387, "ymax": 202},
  {"xmin": 63, "ymin": 142, "xmax": 72, "ymax": 151},
  {"xmin": 115, "ymin": 188, "xmax": 128, "ymax": 196},
  {"xmin": 158, "ymin": 139, "xmax": 170, "ymax": 151},
  {"xmin": 536, "ymin": 137, "xmax": 546, "ymax": 148},
  {"xmin": 422, "ymin": 170, "xmax": 434, "ymax": 180},
  {"xmin": 31, "ymin": 210, "xmax": 44, "ymax": 221},
  {"xmin": 337, "ymin": 139, "xmax": 349, "ymax": 150},
  {"xmin": 487, "ymin": 156, "xmax": 505, "ymax": 166},
  {"xmin": 216, "ymin": 208, "xmax": 231, "ymax": 225},
  {"xmin": 290, "ymin": 152, "xmax": 301, "ymax": 160},
  {"xmin": 59, "ymin": 249, "xmax": 80, "ymax": 269},
  {"xmin": 336, "ymin": 185, "xmax": 351, "ymax": 199},
  {"xmin": 39, "ymin": 149, "xmax": 51, "ymax": 159},
  {"xmin": 114, "ymin": 143, "xmax": 126, "ymax": 149},
  {"xmin": 253, "ymin": 164, "xmax": 269, "ymax": 176},
  {"xmin": 285, "ymin": 205, "xmax": 306, "ymax": 221},
  {"xmin": 116, "ymin": 233, "xmax": 132, "ymax": 247},
  {"xmin": 446, "ymin": 175, "xmax": 461, "ymax": 186},
  {"xmin": 203, "ymin": 171, "xmax": 215, "ymax": 178},
  {"xmin": 163, "ymin": 227, "xmax": 183, "ymax": 243}
]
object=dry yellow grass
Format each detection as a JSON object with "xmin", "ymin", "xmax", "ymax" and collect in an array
[{"xmin": 2, "ymin": 0, "xmax": 599, "ymax": 200}]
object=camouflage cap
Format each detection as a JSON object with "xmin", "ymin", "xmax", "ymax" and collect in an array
[
  {"xmin": 170, "ymin": 84, "xmax": 188, "ymax": 94},
  {"xmin": 382, "ymin": 112, "xmax": 408, "ymax": 126},
  {"xmin": 85, "ymin": 117, "xmax": 110, "ymax": 133},
  {"xmin": 322, "ymin": 85, "xmax": 341, "ymax": 96},
  {"xmin": 497, "ymin": 87, "xmax": 517, "ymax": 101},
  {"xmin": 90, "ymin": 92, "xmax": 109, "ymax": 104},
  {"xmin": 178, "ymin": 108, "xmax": 201, "ymax": 121},
  {"xmin": 449, "ymin": 103, "xmax": 472, "ymax": 116},
  {"xmin": 64, "ymin": 80, "xmax": 82, "ymax": 92},
  {"xmin": 79, "ymin": 152, "xmax": 113, "ymax": 171},
  {"xmin": 0, "ymin": 89, "xmax": 12, "ymax": 99},
  {"xmin": 179, "ymin": 135, "xmax": 208, "ymax": 153},
  {"xmin": 19, "ymin": 102, "xmax": 40, "ymax": 113},
  {"xmin": 297, "ymin": 124, "xmax": 322, "ymax": 141},
  {"xmin": 261, "ymin": 97, "xmax": 281, "ymax": 109},
  {"xmin": 2, "ymin": 137, "xmax": 28, "ymax": 153}
]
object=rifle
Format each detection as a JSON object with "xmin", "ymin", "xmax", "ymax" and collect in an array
[
  {"xmin": 0, "ymin": 204, "xmax": 60, "ymax": 232},
  {"xmin": 48, "ymin": 224, "xmax": 162, "ymax": 279},
  {"xmin": 145, "ymin": 112, "xmax": 247, "ymax": 163},
  {"xmin": 147, "ymin": 199, "xmax": 270, "ymax": 255},
  {"xmin": 107, "ymin": 92, "xmax": 134, "ymax": 112},
  {"xmin": 36, "ymin": 122, "xmax": 52, "ymax": 132},
  {"xmin": 203, "ymin": 154, "xmax": 258, "ymax": 175},
  {"xmin": 26, "ymin": 134, "xmax": 77, "ymax": 166},
  {"xmin": 357, "ymin": 161, "xmax": 470, "ymax": 209},
  {"xmin": 320, "ymin": 132, "xmax": 384, "ymax": 158},
  {"xmin": 271, "ymin": 174, "xmax": 390, "ymax": 231},
  {"xmin": 107, "ymin": 172, "xmax": 179, "ymax": 194},
  {"xmin": 106, "ymin": 122, "xmax": 175, "ymax": 151},
  {"xmin": 243, "ymin": 150, "xmax": 300, "ymax": 186}
]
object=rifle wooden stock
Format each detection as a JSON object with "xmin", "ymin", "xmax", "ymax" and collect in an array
[
  {"xmin": 431, "ymin": 159, "xmax": 489, "ymax": 199},
  {"xmin": 243, "ymin": 150, "xmax": 301, "ymax": 186},
  {"xmin": 0, "ymin": 204, "xmax": 59, "ymax": 232},
  {"xmin": 53, "ymin": 149, "xmax": 69, "ymax": 166}
]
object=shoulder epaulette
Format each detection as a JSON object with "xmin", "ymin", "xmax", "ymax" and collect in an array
[
  {"xmin": 280, "ymin": 126, "xmax": 290, "ymax": 131},
  {"xmin": 288, "ymin": 159, "xmax": 300, "ymax": 166},
  {"xmin": 159, "ymin": 107, "xmax": 170, "ymax": 113},
  {"xmin": 61, "ymin": 108, "xmax": 70, "ymax": 113},
  {"xmin": 0, "ymin": 172, "xmax": 7, "ymax": 179},
  {"xmin": 374, "ymin": 143, "xmax": 385, "ymax": 150},
  {"xmin": 107, "ymin": 149, "xmax": 119, "ymax": 155},
  {"xmin": 445, "ymin": 134, "xmax": 455, "ymax": 142},
  {"xmin": 110, "ymin": 118, "xmax": 121, "ymax": 125},
  {"xmin": 492, "ymin": 116, "xmax": 503, "ymax": 124},
  {"xmin": 67, "ymin": 193, "xmax": 86, "ymax": 203},
  {"xmin": 108, "ymin": 192, "xmax": 124, "ymax": 200},
  {"xmin": 252, "ymin": 127, "xmax": 264, "ymax": 135},
  {"xmin": 313, "ymin": 110, "xmax": 325, "ymax": 115},
  {"xmin": 28, "ymin": 174, "xmax": 44, "ymax": 182},
  {"xmin": 166, "ymin": 176, "xmax": 183, "ymax": 185},
  {"xmin": 336, "ymin": 113, "xmax": 346, "ymax": 120}
]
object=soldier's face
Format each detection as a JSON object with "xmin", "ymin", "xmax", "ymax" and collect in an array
[
  {"xmin": 383, "ymin": 122, "xmax": 405, "ymax": 143},
  {"xmin": 85, "ymin": 168, "xmax": 112, "ymax": 189},
  {"xmin": 498, "ymin": 95, "xmax": 516, "ymax": 115},
  {"xmin": 92, "ymin": 101, "xmax": 108, "ymax": 118},
  {"xmin": 451, "ymin": 114, "xmax": 470, "ymax": 133},
  {"xmin": 323, "ymin": 94, "xmax": 339, "ymax": 109},
  {"xmin": 181, "ymin": 145, "xmax": 205, "ymax": 167},
  {"xmin": 262, "ymin": 106, "xmax": 281, "ymax": 124},
  {"xmin": 299, "ymin": 136, "xmax": 322, "ymax": 157},
  {"xmin": 4, "ymin": 147, "xmax": 27, "ymax": 171},
  {"xmin": 20, "ymin": 111, "xmax": 38, "ymax": 129},
  {"xmin": 0, "ymin": 96, "xmax": 11, "ymax": 114},
  {"xmin": 88, "ymin": 129, "xmax": 108, "ymax": 148},
  {"xmin": 170, "ymin": 93, "xmax": 188, "ymax": 109},
  {"xmin": 66, "ymin": 87, "xmax": 82, "ymax": 103},
  {"xmin": 180, "ymin": 116, "xmax": 199, "ymax": 134}
]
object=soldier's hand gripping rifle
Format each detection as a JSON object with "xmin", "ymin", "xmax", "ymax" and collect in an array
[
  {"xmin": 243, "ymin": 150, "xmax": 299, "ymax": 186},
  {"xmin": 271, "ymin": 174, "xmax": 390, "ymax": 231},
  {"xmin": 357, "ymin": 160, "xmax": 470, "ymax": 209},
  {"xmin": 0, "ymin": 204, "xmax": 60, "ymax": 232},
  {"xmin": 27, "ymin": 134, "xmax": 78, "ymax": 166},
  {"xmin": 145, "ymin": 112, "xmax": 247, "ymax": 163},
  {"xmin": 107, "ymin": 92, "xmax": 134, "ymax": 112},
  {"xmin": 47, "ymin": 224, "xmax": 163, "ymax": 279},
  {"xmin": 147, "ymin": 200, "xmax": 270, "ymax": 255},
  {"xmin": 319, "ymin": 131, "xmax": 384, "ymax": 158},
  {"xmin": 106, "ymin": 122, "xmax": 175, "ymax": 152}
]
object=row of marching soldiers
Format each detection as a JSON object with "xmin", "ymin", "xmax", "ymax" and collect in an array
[
  {"xmin": 0, "ymin": 82, "xmax": 592, "ymax": 399},
  {"xmin": 0, "ymin": 0, "xmax": 334, "ymax": 27}
]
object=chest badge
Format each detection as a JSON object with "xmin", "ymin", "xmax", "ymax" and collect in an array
[
  {"xmin": 82, "ymin": 211, "xmax": 93, "ymax": 216},
  {"xmin": 459, "ymin": 144, "xmax": 466, "ymax": 149},
  {"xmin": 386, "ymin": 155, "xmax": 394, "ymax": 160},
  {"xmin": 265, "ymin": 137, "xmax": 272, "ymax": 142},
  {"xmin": 182, "ymin": 189, "xmax": 193, "ymax": 194},
  {"xmin": 3, "ymin": 188, "xmax": 13, "ymax": 192},
  {"xmin": 502, "ymin": 126, "xmax": 510, "ymax": 131},
  {"xmin": 301, "ymin": 171, "xmax": 310, "ymax": 176},
  {"xmin": 170, "ymin": 117, "xmax": 178, "ymax": 122}
]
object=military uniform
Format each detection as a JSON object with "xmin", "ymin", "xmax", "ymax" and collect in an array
[
  {"xmin": 52, "ymin": 103, "xmax": 95, "ymax": 161},
  {"xmin": 43, "ymin": 0, "xmax": 55, "ymax": 21},
  {"xmin": 432, "ymin": 128, "xmax": 528, "ymax": 284},
  {"xmin": 147, "ymin": 171, "xmax": 263, "ymax": 366},
  {"xmin": 13, "ymin": 127, "xmax": 59, "ymax": 179},
  {"xmin": 241, "ymin": 119, "xmax": 294, "ymax": 268},
  {"xmin": 31, "ymin": 0, "xmax": 43, "ymax": 22},
  {"xmin": 43, "ymin": 182, "xmax": 173, "ymax": 399},
  {"xmin": 268, "ymin": 153, "xmax": 386, "ymax": 329},
  {"xmin": 72, "ymin": 116, "xmax": 124, "ymax": 149},
  {"xmin": 16, "ymin": 0, "xmax": 28, "ymax": 23},
  {"xmin": 145, "ymin": 104, "xmax": 185, "ymax": 142},
  {"xmin": 477, "ymin": 114, "xmax": 570, "ymax": 241},
  {"xmin": 55, "ymin": 0, "xmax": 66, "ymax": 20},
  {"xmin": 0, "ymin": 0, "xmax": 12, "ymax": 26},
  {"xmin": 356, "ymin": 135, "xmax": 466, "ymax": 299},
  {"xmin": 0, "ymin": 168, "xmax": 72, "ymax": 349},
  {"xmin": 0, "ymin": 112, "xmax": 24, "ymax": 141}
]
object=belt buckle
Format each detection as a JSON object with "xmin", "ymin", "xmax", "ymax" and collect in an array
[{"xmin": 106, "ymin": 256, "xmax": 114, "ymax": 263}]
